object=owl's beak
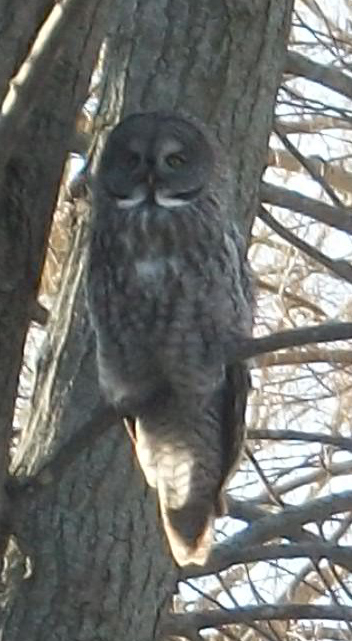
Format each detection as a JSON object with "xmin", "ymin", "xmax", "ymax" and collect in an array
[
  {"xmin": 146, "ymin": 172, "xmax": 157, "ymax": 204},
  {"xmin": 146, "ymin": 172, "xmax": 155, "ymax": 188}
]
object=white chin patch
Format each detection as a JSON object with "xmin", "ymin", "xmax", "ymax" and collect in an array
[
  {"xmin": 116, "ymin": 195, "xmax": 146, "ymax": 209},
  {"xmin": 154, "ymin": 192, "xmax": 189, "ymax": 208},
  {"xmin": 115, "ymin": 190, "xmax": 189, "ymax": 209}
]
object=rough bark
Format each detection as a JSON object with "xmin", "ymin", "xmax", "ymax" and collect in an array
[
  {"xmin": 1, "ymin": 1, "xmax": 294, "ymax": 640},
  {"xmin": 0, "ymin": 0, "xmax": 112, "ymax": 539},
  {"xmin": 0, "ymin": 0, "xmax": 53, "ymax": 104}
]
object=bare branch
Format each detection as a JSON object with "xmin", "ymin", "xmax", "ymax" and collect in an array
[
  {"xmin": 245, "ymin": 446, "xmax": 283, "ymax": 506},
  {"xmin": 276, "ymin": 115, "xmax": 352, "ymax": 135},
  {"xmin": 286, "ymin": 50, "xmax": 352, "ymax": 102},
  {"xmin": 258, "ymin": 348, "xmax": 352, "ymax": 366},
  {"xmin": 184, "ymin": 491, "xmax": 352, "ymax": 578},
  {"xmin": 258, "ymin": 207, "xmax": 352, "ymax": 285},
  {"xmin": 249, "ymin": 461, "xmax": 352, "ymax": 505},
  {"xmin": 274, "ymin": 126, "xmax": 343, "ymax": 207},
  {"xmin": 203, "ymin": 541, "xmax": 352, "ymax": 573},
  {"xmin": 228, "ymin": 322, "xmax": 352, "ymax": 363},
  {"xmin": 260, "ymin": 182, "xmax": 352, "ymax": 235},
  {"xmin": 164, "ymin": 603, "xmax": 352, "ymax": 637},
  {"xmin": 247, "ymin": 429, "xmax": 352, "ymax": 454},
  {"xmin": 283, "ymin": 540, "xmax": 352, "ymax": 571},
  {"xmin": 268, "ymin": 147, "xmax": 352, "ymax": 196},
  {"xmin": 257, "ymin": 277, "xmax": 324, "ymax": 317},
  {"xmin": 301, "ymin": 627, "xmax": 352, "ymax": 641}
]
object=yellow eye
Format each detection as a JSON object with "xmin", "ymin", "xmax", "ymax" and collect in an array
[{"xmin": 166, "ymin": 153, "xmax": 186, "ymax": 169}]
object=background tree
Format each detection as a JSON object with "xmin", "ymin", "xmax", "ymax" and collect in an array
[{"xmin": 2, "ymin": 1, "xmax": 352, "ymax": 640}]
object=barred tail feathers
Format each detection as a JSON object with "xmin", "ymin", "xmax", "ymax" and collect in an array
[
  {"xmin": 132, "ymin": 416, "xmax": 217, "ymax": 565},
  {"xmin": 160, "ymin": 500, "xmax": 214, "ymax": 567},
  {"xmin": 155, "ymin": 447, "xmax": 216, "ymax": 566}
]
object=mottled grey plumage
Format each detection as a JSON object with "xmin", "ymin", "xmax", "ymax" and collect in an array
[{"xmin": 86, "ymin": 112, "xmax": 253, "ymax": 566}]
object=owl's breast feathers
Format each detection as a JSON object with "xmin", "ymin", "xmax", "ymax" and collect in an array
[
  {"xmin": 87, "ymin": 172, "xmax": 252, "ymax": 567},
  {"xmin": 88, "ymin": 198, "xmax": 251, "ymax": 354}
]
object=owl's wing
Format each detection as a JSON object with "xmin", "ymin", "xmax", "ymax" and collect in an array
[
  {"xmin": 217, "ymin": 363, "xmax": 250, "ymax": 519},
  {"xmin": 226, "ymin": 221, "xmax": 254, "ymax": 311}
]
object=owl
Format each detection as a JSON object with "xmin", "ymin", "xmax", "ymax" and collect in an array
[{"xmin": 86, "ymin": 112, "xmax": 253, "ymax": 566}]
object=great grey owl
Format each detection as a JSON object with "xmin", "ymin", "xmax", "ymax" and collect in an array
[{"xmin": 86, "ymin": 112, "xmax": 253, "ymax": 566}]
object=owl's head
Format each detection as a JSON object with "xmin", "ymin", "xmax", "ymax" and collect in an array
[{"xmin": 96, "ymin": 112, "xmax": 215, "ymax": 210}]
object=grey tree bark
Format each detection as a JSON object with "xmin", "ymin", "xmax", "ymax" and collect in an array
[
  {"xmin": 0, "ymin": 1, "xmax": 293, "ymax": 639},
  {"xmin": 0, "ymin": 0, "xmax": 113, "ymax": 563}
]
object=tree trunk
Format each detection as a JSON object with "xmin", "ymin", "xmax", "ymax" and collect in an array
[
  {"xmin": 0, "ymin": 0, "xmax": 113, "ymax": 529},
  {"xmin": 1, "ymin": 1, "xmax": 293, "ymax": 639}
]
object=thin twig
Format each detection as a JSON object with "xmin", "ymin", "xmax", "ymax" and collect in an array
[
  {"xmin": 247, "ymin": 428, "xmax": 352, "ymax": 454},
  {"xmin": 259, "ymin": 206, "xmax": 352, "ymax": 285},
  {"xmin": 274, "ymin": 125, "xmax": 343, "ymax": 207}
]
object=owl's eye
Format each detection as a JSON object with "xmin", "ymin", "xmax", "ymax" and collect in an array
[{"xmin": 166, "ymin": 153, "xmax": 186, "ymax": 169}]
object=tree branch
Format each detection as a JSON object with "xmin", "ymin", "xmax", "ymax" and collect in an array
[
  {"xmin": 243, "ymin": 541, "xmax": 352, "ymax": 570},
  {"xmin": 258, "ymin": 348, "xmax": 352, "ymax": 366},
  {"xmin": 268, "ymin": 146, "xmax": 352, "ymax": 195},
  {"xmin": 191, "ymin": 540, "xmax": 352, "ymax": 575},
  {"xmin": 274, "ymin": 115, "xmax": 352, "ymax": 136},
  {"xmin": 247, "ymin": 428, "xmax": 352, "ymax": 454},
  {"xmin": 257, "ymin": 276, "xmax": 324, "ymax": 317},
  {"xmin": 228, "ymin": 322, "xmax": 352, "ymax": 363},
  {"xmin": 248, "ymin": 460, "xmax": 352, "ymax": 506},
  {"xmin": 260, "ymin": 182, "xmax": 352, "ymax": 235},
  {"xmin": 184, "ymin": 491, "xmax": 352, "ymax": 578},
  {"xmin": 164, "ymin": 603, "xmax": 352, "ymax": 637},
  {"xmin": 258, "ymin": 206, "xmax": 352, "ymax": 285},
  {"xmin": 286, "ymin": 50, "xmax": 352, "ymax": 102},
  {"xmin": 274, "ymin": 125, "xmax": 343, "ymax": 207}
]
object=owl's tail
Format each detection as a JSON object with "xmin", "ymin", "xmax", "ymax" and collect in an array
[
  {"xmin": 131, "ymin": 364, "xmax": 249, "ymax": 566},
  {"xmin": 133, "ymin": 414, "xmax": 219, "ymax": 566},
  {"xmin": 137, "ymin": 420, "xmax": 221, "ymax": 566},
  {"xmin": 156, "ymin": 459, "xmax": 225, "ymax": 567},
  {"xmin": 159, "ymin": 491, "xmax": 216, "ymax": 567}
]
